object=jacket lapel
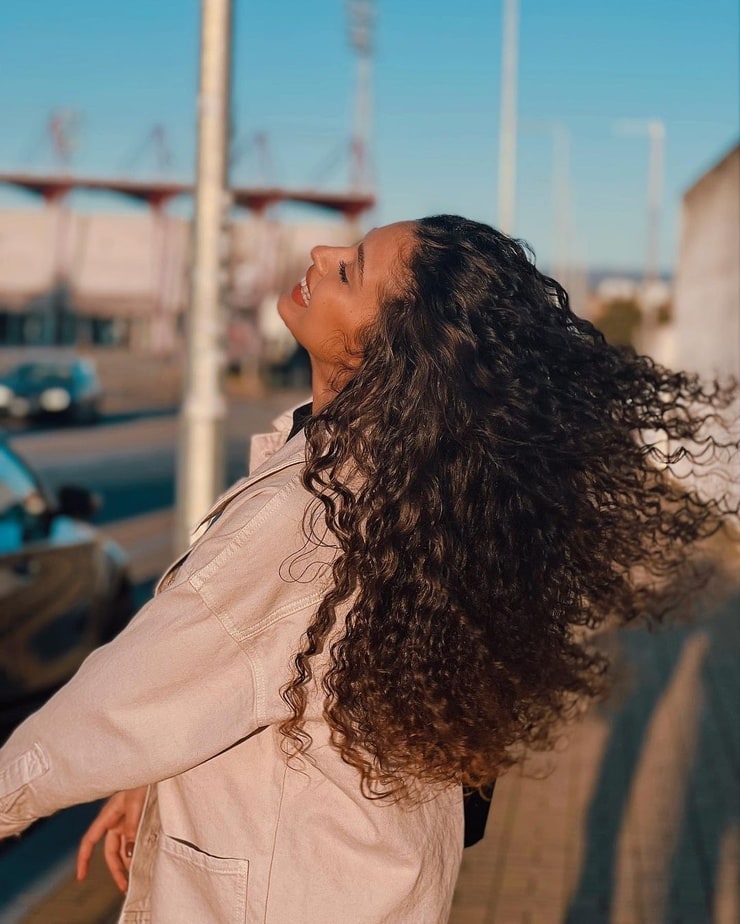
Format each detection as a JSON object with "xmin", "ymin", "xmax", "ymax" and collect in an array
[{"xmin": 193, "ymin": 430, "xmax": 306, "ymax": 534}]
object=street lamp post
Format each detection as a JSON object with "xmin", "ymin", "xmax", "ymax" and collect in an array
[
  {"xmin": 614, "ymin": 118, "xmax": 666, "ymax": 286},
  {"xmin": 645, "ymin": 119, "xmax": 665, "ymax": 287},
  {"xmin": 175, "ymin": 0, "xmax": 233, "ymax": 554}
]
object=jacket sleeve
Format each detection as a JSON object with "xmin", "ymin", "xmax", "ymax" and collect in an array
[{"xmin": 0, "ymin": 574, "xmax": 259, "ymax": 839}]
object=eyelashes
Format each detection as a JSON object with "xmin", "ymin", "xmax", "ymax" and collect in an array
[{"xmin": 338, "ymin": 261, "xmax": 349, "ymax": 284}]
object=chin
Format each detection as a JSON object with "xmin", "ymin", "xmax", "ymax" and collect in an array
[
  {"xmin": 276, "ymin": 294, "xmax": 302, "ymax": 341},
  {"xmin": 276, "ymin": 292, "xmax": 292, "ymax": 324}
]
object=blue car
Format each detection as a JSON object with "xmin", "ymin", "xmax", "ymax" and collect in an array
[
  {"xmin": 0, "ymin": 437, "xmax": 133, "ymax": 731},
  {"xmin": 0, "ymin": 357, "xmax": 103, "ymax": 423}
]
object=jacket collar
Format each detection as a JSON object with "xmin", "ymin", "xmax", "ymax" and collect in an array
[
  {"xmin": 193, "ymin": 405, "xmax": 309, "ymax": 535},
  {"xmin": 249, "ymin": 399, "xmax": 311, "ymax": 472}
]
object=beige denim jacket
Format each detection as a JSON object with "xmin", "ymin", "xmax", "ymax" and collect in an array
[{"xmin": 0, "ymin": 407, "xmax": 463, "ymax": 923}]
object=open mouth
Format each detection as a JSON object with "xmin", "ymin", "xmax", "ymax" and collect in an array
[{"xmin": 290, "ymin": 274, "xmax": 311, "ymax": 308}]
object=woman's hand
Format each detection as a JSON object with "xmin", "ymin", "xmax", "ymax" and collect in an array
[{"xmin": 76, "ymin": 787, "xmax": 148, "ymax": 892}]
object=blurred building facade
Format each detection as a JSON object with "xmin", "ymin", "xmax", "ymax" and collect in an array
[
  {"xmin": 672, "ymin": 143, "xmax": 740, "ymax": 379},
  {"xmin": 0, "ymin": 207, "xmax": 355, "ymax": 360},
  {"xmin": 588, "ymin": 144, "xmax": 739, "ymax": 369}
]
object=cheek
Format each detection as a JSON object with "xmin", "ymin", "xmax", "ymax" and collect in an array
[{"xmin": 345, "ymin": 298, "xmax": 378, "ymax": 340}]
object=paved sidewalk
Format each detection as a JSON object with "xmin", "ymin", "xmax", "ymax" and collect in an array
[
  {"xmin": 450, "ymin": 583, "xmax": 739, "ymax": 924},
  {"xmin": 13, "ymin": 567, "xmax": 740, "ymax": 923}
]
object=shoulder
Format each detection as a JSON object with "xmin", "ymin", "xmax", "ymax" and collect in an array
[{"xmin": 178, "ymin": 443, "xmax": 338, "ymax": 649}]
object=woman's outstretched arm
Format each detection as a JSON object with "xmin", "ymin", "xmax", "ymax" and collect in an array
[{"xmin": 0, "ymin": 574, "xmax": 259, "ymax": 839}]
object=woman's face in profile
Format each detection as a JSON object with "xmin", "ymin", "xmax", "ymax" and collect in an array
[{"xmin": 278, "ymin": 221, "xmax": 413, "ymax": 378}]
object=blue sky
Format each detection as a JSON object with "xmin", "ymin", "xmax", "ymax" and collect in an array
[{"xmin": 1, "ymin": 0, "xmax": 737, "ymax": 272}]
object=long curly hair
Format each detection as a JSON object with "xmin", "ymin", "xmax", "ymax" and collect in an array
[{"xmin": 279, "ymin": 215, "xmax": 738, "ymax": 799}]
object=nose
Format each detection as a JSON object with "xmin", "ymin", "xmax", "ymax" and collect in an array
[
  {"xmin": 310, "ymin": 244, "xmax": 332, "ymax": 271},
  {"xmin": 310, "ymin": 244, "xmax": 349, "ymax": 273}
]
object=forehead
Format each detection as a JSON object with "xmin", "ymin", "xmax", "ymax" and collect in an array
[{"xmin": 362, "ymin": 221, "xmax": 415, "ymax": 273}]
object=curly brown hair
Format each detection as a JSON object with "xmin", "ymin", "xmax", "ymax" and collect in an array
[{"xmin": 279, "ymin": 215, "xmax": 738, "ymax": 799}]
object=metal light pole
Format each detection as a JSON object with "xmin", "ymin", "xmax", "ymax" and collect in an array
[
  {"xmin": 519, "ymin": 118, "xmax": 572, "ymax": 284},
  {"xmin": 645, "ymin": 119, "xmax": 665, "ymax": 286},
  {"xmin": 551, "ymin": 121, "xmax": 571, "ymax": 284},
  {"xmin": 497, "ymin": 0, "xmax": 519, "ymax": 234},
  {"xmin": 175, "ymin": 0, "xmax": 233, "ymax": 554},
  {"xmin": 614, "ymin": 118, "xmax": 666, "ymax": 285}
]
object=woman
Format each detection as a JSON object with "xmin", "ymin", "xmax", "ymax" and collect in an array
[{"xmin": 0, "ymin": 216, "xmax": 736, "ymax": 923}]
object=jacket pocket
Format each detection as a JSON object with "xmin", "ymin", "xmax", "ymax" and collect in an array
[{"xmin": 150, "ymin": 833, "xmax": 249, "ymax": 924}]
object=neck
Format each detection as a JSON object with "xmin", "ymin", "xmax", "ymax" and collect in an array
[{"xmin": 309, "ymin": 358, "xmax": 338, "ymax": 413}]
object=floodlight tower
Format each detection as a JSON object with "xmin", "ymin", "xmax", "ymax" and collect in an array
[
  {"xmin": 498, "ymin": 0, "xmax": 519, "ymax": 234},
  {"xmin": 347, "ymin": 0, "xmax": 375, "ymax": 194}
]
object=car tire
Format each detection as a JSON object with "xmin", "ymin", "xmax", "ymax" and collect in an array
[{"xmin": 72, "ymin": 400, "xmax": 101, "ymax": 425}]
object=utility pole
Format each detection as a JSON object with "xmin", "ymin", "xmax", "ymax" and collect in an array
[
  {"xmin": 518, "ymin": 118, "xmax": 572, "ymax": 285},
  {"xmin": 175, "ymin": 0, "xmax": 233, "ymax": 554},
  {"xmin": 497, "ymin": 0, "xmax": 519, "ymax": 235}
]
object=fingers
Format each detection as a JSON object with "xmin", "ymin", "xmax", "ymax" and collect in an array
[
  {"xmin": 121, "ymin": 787, "xmax": 147, "ymax": 871},
  {"xmin": 103, "ymin": 829, "xmax": 130, "ymax": 893},
  {"xmin": 122, "ymin": 789, "xmax": 146, "ymax": 845},
  {"xmin": 76, "ymin": 801, "xmax": 125, "ymax": 882},
  {"xmin": 75, "ymin": 789, "xmax": 148, "ymax": 888},
  {"xmin": 122, "ymin": 837, "xmax": 135, "ymax": 872}
]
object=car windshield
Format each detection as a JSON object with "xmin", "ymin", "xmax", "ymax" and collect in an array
[{"xmin": 11, "ymin": 363, "xmax": 74, "ymax": 384}]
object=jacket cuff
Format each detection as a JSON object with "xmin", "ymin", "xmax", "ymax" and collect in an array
[{"xmin": 0, "ymin": 742, "xmax": 50, "ymax": 837}]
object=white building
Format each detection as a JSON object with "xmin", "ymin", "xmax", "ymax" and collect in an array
[
  {"xmin": 0, "ymin": 206, "xmax": 356, "ymax": 353},
  {"xmin": 672, "ymin": 144, "xmax": 740, "ymax": 381}
]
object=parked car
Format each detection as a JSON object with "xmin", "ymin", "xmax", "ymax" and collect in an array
[
  {"xmin": 0, "ymin": 437, "xmax": 134, "ymax": 730},
  {"xmin": 0, "ymin": 357, "xmax": 103, "ymax": 423}
]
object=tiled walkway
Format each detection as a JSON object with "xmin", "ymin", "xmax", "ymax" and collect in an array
[{"xmin": 450, "ymin": 586, "xmax": 739, "ymax": 924}]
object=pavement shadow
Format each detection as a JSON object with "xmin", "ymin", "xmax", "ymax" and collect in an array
[
  {"xmin": 565, "ymin": 579, "xmax": 739, "ymax": 924},
  {"xmin": 663, "ymin": 591, "xmax": 739, "ymax": 922},
  {"xmin": 564, "ymin": 622, "xmax": 692, "ymax": 922}
]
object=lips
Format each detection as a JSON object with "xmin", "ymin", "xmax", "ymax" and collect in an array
[{"xmin": 290, "ymin": 268, "xmax": 313, "ymax": 307}]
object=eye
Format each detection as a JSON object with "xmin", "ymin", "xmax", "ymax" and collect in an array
[{"xmin": 338, "ymin": 260, "xmax": 349, "ymax": 284}]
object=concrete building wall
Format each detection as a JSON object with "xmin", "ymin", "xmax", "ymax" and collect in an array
[
  {"xmin": 0, "ymin": 206, "xmax": 357, "ymax": 353},
  {"xmin": 673, "ymin": 144, "xmax": 740, "ymax": 380},
  {"xmin": 0, "ymin": 207, "xmax": 356, "ymax": 317},
  {"xmin": 0, "ymin": 209, "xmax": 57, "ymax": 304},
  {"xmin": 0, "ymin": 208, "xmax": 170, "ymax": 313},
  {"xmin": 74, "ymin": 212, "xmax": 176, "ymax": 313}
]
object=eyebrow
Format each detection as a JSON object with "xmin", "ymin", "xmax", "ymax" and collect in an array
[{"xmin": 357, "ymin": 243, "xmax": 365, "ymax": 286}]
